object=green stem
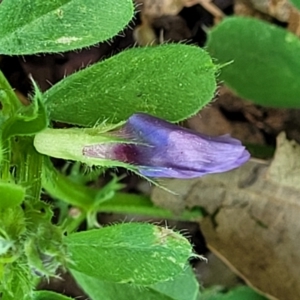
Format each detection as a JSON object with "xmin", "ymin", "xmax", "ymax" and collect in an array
[
  {"xmin": 0, "ymin": 72, "xmax": 17, "ymax": 180},
  {"xmin": 0, "ymin": 138, "xmax": 11, "ymax": 181},
  {"xmin": 62, "ymin": 211, "xmax": 87, "ymax": 235},
  {"xmin": 99, "ymin": 193, "xmax": 203, "ymax": 221},
  {"xmin": 42, "ymin": 158, "xmax": 202, "ymax": 222},
  {"xmin": 11, "ymin": 137, "xmax": 43, "ymax": 204},
  {"xmin": 42, "ymin": 157, "xmax": 97, "ymax": 210}
]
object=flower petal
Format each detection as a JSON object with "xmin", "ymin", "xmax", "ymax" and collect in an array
[{"xmin": 83, "ymin": 113, "xmax": 250, "ymax": 178}]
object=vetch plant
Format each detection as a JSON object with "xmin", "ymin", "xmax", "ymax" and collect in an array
[
  {"xmin": 0, "ymin": 1, "xmax": 251, "ymax": 300},
  {"xmin": 83, "ymin": 113, "xmax": 250, "ymax": 178},
  {"xmin": 34, "ymin": 113, "xmax": 250, "ymax": 179}
]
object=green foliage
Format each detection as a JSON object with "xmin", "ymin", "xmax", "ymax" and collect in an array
[
  {"xmin": 1, "ymin": 82, "xmax": 48, "ymax": 139},
  {"xmin": 32, "ymin": 290, "xmax": 75, "ymax": 300},
  {"xmin": 0, "ymin": 205, "xmax": 59, "ymax": 298},
  {"xmin": 70, "ymin": 266, "xmax": 199, "ymax": 300},
  {"xmin": 41, "ymin": 157, "xmax": 202, "ymax": 221},
  {"xmin": 150, "ymin": 266, "xmax": 200, "ymax": 300},
  {"xmin": 0, "ymin": 0, "xmax": 134, "ymax": 54},
  {"xmin": 206, "ymin": 17, "xmax": 300, "ymax": 107},
  {"xmin": 0, "ymin": 182, "xmax": 25, "ymax": 208},
  {"xmin": 45, "ymin": 44, "xmax": 217, "ymax": 125},
  {"xmin": 201, "ymin": 286, "xmax": 267, "ymax": 300},
  {"xmin": 0, "ymin": 0, "xmax": 218, "ymax": 298},
  {"xmin": 0, "ymin": 207, "xmax": 26, "ymax": 252},
  {"xmin": 0, "ymin": 72, "xmax": 23, "ymax": 116},
  {"xmin": 24, "ymin": 221, "xmax": 67, "ymax": 277},
  {"xmin": 98, "ymin": 193, "xmax": 203, "ymax": 221},
  {"xmin": 290, "ymin": 0, "xmax": 300, "ymax": 10},
  {"xmin": 66, "ymin": 223, "xmax": 193, "ymax": 285}
]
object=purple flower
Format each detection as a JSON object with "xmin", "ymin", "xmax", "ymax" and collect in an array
[{"xmin": 83, "ymin": 113, "xmax": 250, "ymax": 178}]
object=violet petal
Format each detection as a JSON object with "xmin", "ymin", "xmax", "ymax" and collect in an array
[{"xmin": 83, "ymin": 113, "xmax": 250, "ymax": 179}]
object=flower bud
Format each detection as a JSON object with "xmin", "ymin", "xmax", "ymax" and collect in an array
[{"xmin": 83, "ymin": 113, "xmax": 250, "ymax": 178}]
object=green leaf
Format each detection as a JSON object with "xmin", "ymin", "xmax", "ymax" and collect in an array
[
  {"xmin": 42, "ymin": 157, "xmax": 97, "ymax": 210},
  {"xmin": 2, "ymin": 82, "xmax": 48, "ymax": 139},
  {"xmin": 42, "ymin": 157, "xmax": 201, "ymax": 222},
  {"xmin": 0, "ymin": 206, "xmax": 26, "ymax": 255},
  {"xmin": 206, "ymin": 17, "xmax": 300, "ymax": 107},
  {"xmin": 72, "ymin": 266, "xmax": 199, "ymax": 300},
  {"xmin": 0, "ymin": 0, "xmax": 134, "ymax": 55},
  {"xmin": 150, "ymin": 266, "xmax": 199, "ymax": 300},
  {"xmin": 45, "ymin": 44, "xmax": 217, "ymax": 125},
  {"xmin": 290, "ymin": 0, "xmax": 300, "ymax": 10},
  {"xmin": 0, "ymin": 70, "xmax": 22, "ymax": 117},
  {"xmin": 66, "ymin": 223, "xmax": 193, "ymax": 285},
  {"xmin": 0, "ymin": 182, "xmax": 25, "ymax": 209},
  {"xmin": 24, "ymin": 223, "xmax": 66, "ymax": 277},
  {"xmin": 100, "ymin": 193, "xmax": 203, "ymax": 221},
  {"xmin": 0, "ymin": 258, "xmax": 35, "ymax": 300},
  {"xmin": 201, "ymin": 286, "xmax": 267, "ymax": 300},
  {"xmin": 32, "ymin": 291, "xmax": 74, "ymax": 300}
]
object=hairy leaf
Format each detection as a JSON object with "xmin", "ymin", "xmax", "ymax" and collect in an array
[
  {"xmin": 0, "ymin": 0, "xmax": 134, "ymax": 54},
  {"xmin": 206, "ymin": 17, "xmax": 300, "ymax": 107},
  {"xmin": 71, "ymin": 266, "xmax": 199, "ymax": 300},
  {"xmin": 66, "ymin": 223, "xmax": 193, "ymax": 285},
  {"xmin": 45, "ymin": 44, "xmax": 217, "ymax": 125}
]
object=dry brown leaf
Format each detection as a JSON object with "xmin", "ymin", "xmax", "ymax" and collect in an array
[
  {"xmin": 234, "ymin": 0, "xmax": 290, "ymax": 22},
  {"xmin": 135, "ymin": 0, "xmax": 199, "ymax": 18},
  {"xmin": 152, "ymin": 133, "xmax": 300, "ymax": 300},
  {"xmin": 267, "ymin": 132, "xmax": 300, "ymax": 189},
  {"xmin": 134, "ymin": 0, "xmax": 191, "ymax": 45},
  {"xmin": 234, "ymin": 0, "xmax": 300, "ymax": 36},
  {"xmin": 287, "ymin": 6, "xmax": 300, "ymax": 36},
  {"xmin": 134, "ymin": 0, "xmax": 224, "ymax": 45},
  {"xmin": 15, "ymin": 90, "xmax": 30, "ymax": 106}
]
